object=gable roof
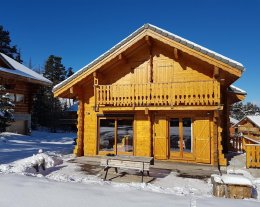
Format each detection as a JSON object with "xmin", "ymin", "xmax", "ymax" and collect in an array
[
  {"xmin": 53, "ymin": 23, "xmax": 244, "ymax": 94},
  {"xmin": 246, "ymin": 115, "xmax": 260, "ymax": 128},
  {"xmin": 234, "ymin": 115, "xmax": 260, "ymax": 128},
  {"xmin": 0, "ymin": 53, "xmax": 52, "ymax": 86}
]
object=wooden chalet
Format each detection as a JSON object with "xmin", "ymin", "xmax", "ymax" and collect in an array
[
  {"xmin": 234, "ymin": 115, "xmax": 260, "ymax": 140},
  {"xmin": 53, "ymin": 24, "xmax": 246, "ymax": 166},
  {"xmin": 0, "ymin": 53, "xmax": 52, "ymax": 134}
]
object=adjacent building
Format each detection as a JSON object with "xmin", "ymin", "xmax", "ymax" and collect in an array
[{"xmin": 0, "ymin": 53, "xmax": 52, "ymax": 134}]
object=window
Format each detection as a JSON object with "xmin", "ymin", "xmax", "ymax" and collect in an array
[
  {"xmin": 16, "ymin": 94, "xmax": 24, "ymax": 103},
  {"xmin": 99, "ymin": 119, "xmax": 115, "ymax": 152},
  {"xmin": 169, "ymin": 118, "xmax": 192, "ymax": 153},
  {"xmin": 7, "ymin": 93, "xmax": 25, "ymax": 103},
  {"xmin": 99, "ymin": 118, "xmax": 133, "ymax": 154}
]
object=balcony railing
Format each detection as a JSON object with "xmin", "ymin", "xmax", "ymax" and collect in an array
[{"xmin": 95, "ymin": 80, "xmax": 220, "ymax": 107}]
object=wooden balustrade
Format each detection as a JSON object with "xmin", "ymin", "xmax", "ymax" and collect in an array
[
  {"xmin": 229, "ymin": 136, "xmax": 243, "ymax": 152},
  {"xmin": 245, "ymin": 144, "xmax": 260, "ymax": 168},
  {"xmin": 96, "ymin": 80, "xmax": 220, "ymax": 107}
]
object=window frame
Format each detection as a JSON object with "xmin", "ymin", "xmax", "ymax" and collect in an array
[{"xmin": 97, "ymin": 116, "xmax": 134, "ymax": 156}]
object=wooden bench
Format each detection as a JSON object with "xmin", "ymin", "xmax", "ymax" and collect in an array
[{"xmin": 100, "ymin": 155, "xmax": 154, "ymax": 182}]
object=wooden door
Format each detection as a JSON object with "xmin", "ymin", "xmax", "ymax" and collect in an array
[
  {"xmin": 154, "ymin": 116, "xmax": 168, "ymax": 159},
  {"xmin": 194, "ymin": 119, "xmax": 211, "ymax": 163}
]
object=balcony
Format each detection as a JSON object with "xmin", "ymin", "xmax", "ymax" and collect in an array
[{"xmin": 95, "ymin": 80, "xmax": 220, "ymax": 108}]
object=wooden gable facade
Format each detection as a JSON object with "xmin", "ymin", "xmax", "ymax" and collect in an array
[
  {"xmin": 53, "ymin": 24, "xmax": 245, "ymax": 166},
  {"xmin": 0, "ymin": 53, "xmax": 52, "ymax": 134}
]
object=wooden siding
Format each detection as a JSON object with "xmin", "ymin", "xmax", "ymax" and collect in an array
[
  {"xmin": 0, "ymin": 79, "xmax": 36, "ymax": 114},
  {"xmin": 245, "ymin": 144, "xmax": 260, "ymax": 168}
]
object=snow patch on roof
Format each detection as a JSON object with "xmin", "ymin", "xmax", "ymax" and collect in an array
[
  {"xmin": 230, "ymin": 117, "xmax": 239, "ymax": 125},
  {"xmin": 0, "ymin": 53, "xmax": 52, "ymax": 85},
  {"xmin": 149, "ymin": 24, "xmax": 244, "ymax": 68},
  {"xmin": 53, "ymin": 23, "xmax": 245, "ymax": 92},
  {"xmin": 247, "ymin": 115, "xmax": 260, "ymax": 128},
  {"xmin": 229, "ymin": 85, "xmax": 247, "ymax": 95}
]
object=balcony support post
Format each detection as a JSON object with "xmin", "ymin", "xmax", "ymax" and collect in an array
[{"xmin": 93, "ymin": 72, "xmax": 99, "ymax": 112}]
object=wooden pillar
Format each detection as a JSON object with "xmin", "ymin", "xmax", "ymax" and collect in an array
[
  {"xmin": 213, "ymin": 110, "xmax": 219, "ymax": 166},
  {"xmin": 93, "ymin": 72, "xmax": 99, "ymax": 111},
  {"xmin": 74, "ymin": 87, "xmax": 84, "ymax": 156}
]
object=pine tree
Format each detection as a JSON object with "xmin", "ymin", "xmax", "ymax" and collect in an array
[
  {"xmin": 0, "ymin": 85, "xmax": 14, "ymax": 132},
  {"xmin": 0, "ymin": 25, "xmax": 23, "ymax": 63},
  {"xmin": 32, "ymin": 55, "xmax": 67, "ymax": 132},
  {"xmin": 66, "ymin": 67, "xmax": 74, "ymax": 78},
  {"xmin": 231, "ymin": 102, "xmax": 260, "ymax": 120}
]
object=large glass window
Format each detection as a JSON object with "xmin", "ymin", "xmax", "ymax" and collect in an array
[
  {"xmin": 170, "ymin": 118, "xmax": 180, "ymax": 152},
  {"xmin": 117, "ymin": 119, "xmax": 133, "ymax": 152},
  {"xmin": 183, "ymin": 118, "xmax": 192, "ymax": 153},
  {"xmin": 99, "ymin": 118, "xmax": 133, "ymax": 154},
  {"xmin": 99, "ymin": 119, "xmax": 115, "ymax": 151},
  {"xmin": 169, "ymin": 118, "xmax": 192, "ymax": 154}
]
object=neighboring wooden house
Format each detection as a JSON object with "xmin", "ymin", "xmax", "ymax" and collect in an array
[
  {"xmin": 233, "ymin": 115, "xmax": 260, "ymax": 140},
  {"xmin": 53, "ymin": 24, "xmax": 246, "ymax": 166},
  {"xmin": 0, "ymin": 53, "xmax": 52, "ymax": 134},
  {"xmin": 229, "ymin": 116, "xmax": 239, "ymax": 137}
]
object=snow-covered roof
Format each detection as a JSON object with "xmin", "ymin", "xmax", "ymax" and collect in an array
[
  {"xmin": 228, "ymin": 85, "xmax": 247, "ymax": 95},
  {"xmin": 0, "ymin": 53, "xmax": 52, "ymax": 85},
  {"xmin": 246, "ymin": 115, "xmax": 260, "ymax": 128},
  {"xmin": 230, "ymin": 117, "xmax": 239, "ymax": 125},
  {"xmin": 53, "ymin": 23, "xmax": 244, "ymax": 92},
  {"xmin": 234, "ymin": 115, "xmax": 260, "ymax": 128}
]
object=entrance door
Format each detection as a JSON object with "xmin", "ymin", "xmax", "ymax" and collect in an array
[
  {"xmin": 98, "ymin": 118, "xmax": 133, "ymax": 155},
  {"xmin": 169, "ymin": 118, "xmax": 193, "ymax": 159},
  {"xmin": 154, "ymin": 116, "xmax": 168, "ymax": 159}
]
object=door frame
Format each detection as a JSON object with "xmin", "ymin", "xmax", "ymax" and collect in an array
[{"xmin": 168, "ymin": 117, "xmax": 195, "ymax": 161}]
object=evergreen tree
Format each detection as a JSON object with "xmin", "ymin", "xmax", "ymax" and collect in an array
[
  {"xmin": 66, "ymin": 67, "xmax": 74, "ymax": 78},
  {"xmin": 231, "ymin": 102, "xmax": 260, "ymax": 120},
  {"xmin": 0, "ymin": 85, "xmax": 14, "ymax": 132},
  {"xmin": 43, "ymin": 55, "xmax": 66, "ymax": 85},
  {"xmin": 32, "ymin": 55, "xmax": 67, "ymax": 132},
  {"xmin": 0, "ymin": 25, "xmax": 22, "ymax": 63}
]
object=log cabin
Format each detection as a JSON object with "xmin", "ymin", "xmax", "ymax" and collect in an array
[
  {"xmin": 233, "ymin": 115, "xmax": 260, "ymax": 140},
  {"xmin": 53, "ymin": 24, "xmax": 246, "ymax": 166},
  {"xmin": 0, "ymin": 53, "xmax": 52, "ymax": 134}
]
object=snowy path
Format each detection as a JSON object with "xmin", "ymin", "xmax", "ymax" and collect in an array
[{"xmin": 0, "ymin": 174, "xmax": 259, "ymax": 207}]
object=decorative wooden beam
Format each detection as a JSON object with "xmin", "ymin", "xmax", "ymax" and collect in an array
[
  {"xmin": 145, "ymin": 35, "xmax": 152, "ymax": 47},
  {"xmin": 69, "ymin": 87, "xmax": 74, "ymax": 94},
  {"xmin": 174, "ymin": 48, "xmax": 179, "ymax": 59},
  {"xmin": 213, "ymin": 66, "xmax": 220, "ymax": 79},
  {"xmin": 93, "ymin": 72, "xmax": 98, "ymax": 85}
]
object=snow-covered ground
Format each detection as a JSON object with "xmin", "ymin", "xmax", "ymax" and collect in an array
[
  {"xmin": 0, "ymin": 130, "xmax": 75, "ymax": 164},
  {"xmin": 0, "ymin": 131, "xmax": 260, "ymax": 207}
]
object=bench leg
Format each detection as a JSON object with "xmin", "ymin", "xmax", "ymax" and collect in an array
[
  {"xmin": 141, "ymin": 171, "xmax": 144, "ymax": 183},
  {"xmin": 147, "ymin": 171, "xmax": 150, "ymax": 177},
  {"xmin": 115, "ymin": 167, "xmax": 118, "ymax": 173},
  {"xmin": 103, "ymin": 167, "xmax": 110, "ymax": 181}
]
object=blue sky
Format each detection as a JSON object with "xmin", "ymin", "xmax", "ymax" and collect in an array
[{"xmin": 1, "ymin": 0, "xmax": 260, "ymax": 104}]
